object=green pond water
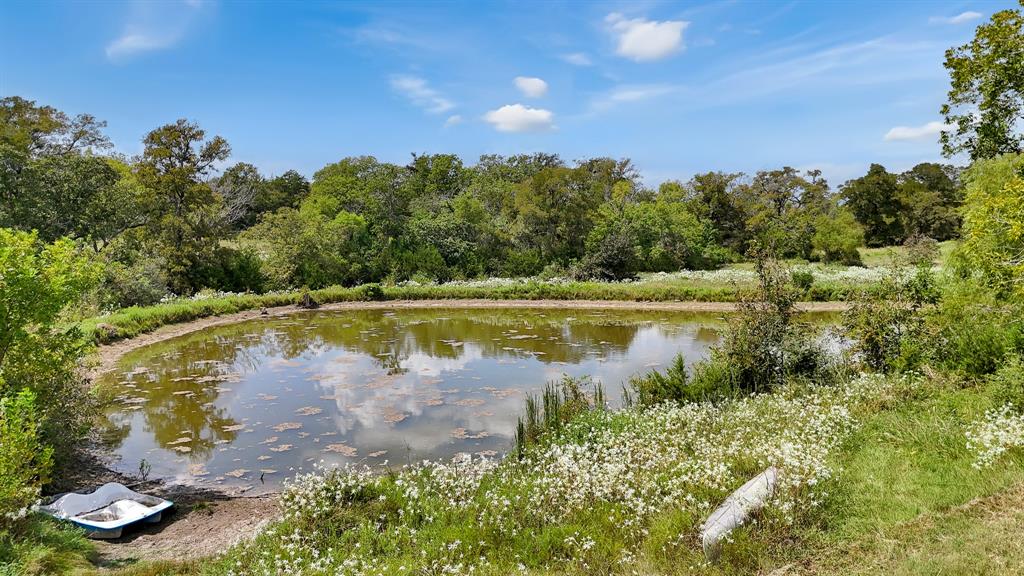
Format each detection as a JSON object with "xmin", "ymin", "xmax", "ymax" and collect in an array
[{"xmin": 99, "ymin": 308, "xmax": 745, "ymax": 491}]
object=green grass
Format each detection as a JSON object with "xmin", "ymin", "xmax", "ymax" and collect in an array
[
  {"xmin": 80, "ymin": 273, "xmax": 875, "ymax": 346},
  {"xmin": 789, "ymin": 375, "xmax": 1024, "ymax": 575},
  {"xmin": 857, "ymin": 240, "xmax": 958, "ymax": 268},
  {"xmin": 0, "ymin": 517, "xmax": 96, "ymax": 576}
]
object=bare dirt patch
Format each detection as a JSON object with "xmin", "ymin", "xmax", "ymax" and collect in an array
[{"xmin": 91, "ymin": 490, "xmax": 278, "ymax": 566}]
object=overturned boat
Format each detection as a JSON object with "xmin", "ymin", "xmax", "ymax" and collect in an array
[{"xmin": 38, "ymin": 482, "xmax": 174, "ymax": 539}]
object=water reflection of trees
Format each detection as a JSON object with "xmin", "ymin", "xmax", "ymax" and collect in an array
[
  {"xmin": 101, "ymin": 309, "xmax": 727, "ymax": 456},
  {"xmin": 102, "ymin": 341, "xmax": 253, "ymax": 458}
]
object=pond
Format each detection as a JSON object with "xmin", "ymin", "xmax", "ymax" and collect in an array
[{"xmin": 98, "ymin": 307, "xmax": 739, "ymax": 492}]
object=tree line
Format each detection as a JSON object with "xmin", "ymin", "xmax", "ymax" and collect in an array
[{"xmin": 0, "ymin": 97, "xmax": 963, "ymax": 308}]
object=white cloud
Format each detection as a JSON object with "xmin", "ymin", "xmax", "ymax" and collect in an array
[
  {"xmin": 883, "ymin": 121, "xmax": 951, "ymax": 142},
  {"xmin": 390, "ymin": 75, "xmax": 455, "ymax": 114},
  {"xmin": 105, "ymin": 0, "xmax": 203, "ymax": 61},
  {"xmin": 444, "ymin": 114, "xmax": 463, "ymax": 127},
  {"xmin": 483, "ymin": 104, "xmax": 555, "ymax": 133},
  {"xmin": 589, "ymin": 84, "xmax": 677, "ymax": 114},
  {"xmin": 605, "ymin": 13, "xmax": 688, "ymax": 62},
  {"xmin": 561, "ymin": 52, "xmax": 593, "ymax": 66},
  {"xmin": 930, "ymin": 11, "xmax": 983, "ymax": 25},
  {"xmin": 106, "ymin": 32, "xmax": 176, "ymax": 59},
  {"xmin": 514, "ymin": 76, "xmax": 548, "ymax": 98}
]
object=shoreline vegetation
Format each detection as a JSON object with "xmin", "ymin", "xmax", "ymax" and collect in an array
[{"xmin": 79, "ymin": 259, "xmax": 907, "ymax": 347}]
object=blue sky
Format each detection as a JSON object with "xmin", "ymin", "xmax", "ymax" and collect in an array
[{"xmin": 0, "ymin": 0, "xmax": 1011, "ymax": 186}]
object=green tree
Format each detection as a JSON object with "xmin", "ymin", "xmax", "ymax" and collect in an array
[
  {"xmin": 0, "ymin": 229, "xmax": 99, "ymax": 462},
  {"xmin": 842, "ymin": 164, "xmax": 904, "ymax": 246},
  {"xmin": 241, "ymin": 207, "xmax": 368, "ymax": 289},
  {"xmin": 676, "ymin": 171, "xmax": 749, "ymax": 253},
  {"xmin": 743, "ymin": 167, "xmax": 830, "ymax": 257},
  {"xmin": 258, "ymin": 170, "xmax": 309, "ymax": 214},
  {"xmin": 897, "ymin": 163, "xmax": 963, "ymax": 241},
  {"xmin": 955, "ymin": 153, "xmax": 1024, "ymax": 296},
  {"xmin": 214, "ymin": 162, "xmax": 265, "ymax": 230},
  {"xmin": 941, "ymin": 6, "xmax": 1024, "ymax": 160},
  {"xmin": 0, "ymin": 97, "xmax": 136, "ymax": 245},
  {"xmin": 0, "ymin": 389, "xmax": 53, "ymax": 527},
  {"xmin": 812, "ymin": 208, "xmax": 864, "ymax": 265},
  {"xmin": 136, "ymin": 119, "xmax": 231, "ymax": 293}
]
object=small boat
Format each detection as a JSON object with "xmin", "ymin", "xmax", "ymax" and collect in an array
[{"xmin": 38, "ymin": 482, "xmax": 174, "ymax": 539}]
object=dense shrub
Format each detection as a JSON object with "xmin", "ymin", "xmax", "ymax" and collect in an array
[
  {"xmin": 791, "ymin": 270, "xmax": 814, "ymax": 292},
  {"xmin": 0, "ymin": 230, "xmax": 99, "ymax": 464},
  {"xmin": 514, "ymin": 375, "xmax": 605, "ymax": 455},
  {"xmin": 812, "ymin": 209, "xmax": 864, "ymax": 265},
  {"xmin": 0, "ymin": 390, "xmax": 52, "ymax": 528},
  {"xmin": 359, "ymin": 283, "xmax": 385, "ymax": 301},
  {"xmin": 902, "ymin": 234, "xmax": 940, "ymax": 267},
  {"xmin": 630, "ymin": 352, "xmax": 742, "ymax": 405},
  {"xmin": 630, "ymin": 355, "xmax": 692, "ymax": 406},
  {"xmin": 928, "ymin": 280, "xmax": 1024, "ymax": 376},
  {"xmin": 990, "ymin": 355, "xmax": 1024, "ymax": 412},
  {"xmin": 721, "ymin": 255, "xmax": 833, "ymax": 393},
  {"xmin": 99, "ymin": 258, "xmax": 168, "ymax": 309},
  {"xmin": 954, "ymin": 152, "xmax": 1024, "ymax": 297},
  {"xmin": 843, "ymin": 264, "xmax": 937, "ymax": 372}
]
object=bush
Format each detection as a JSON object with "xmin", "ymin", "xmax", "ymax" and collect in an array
[
  {"xmin": 0, "ymin": 229, "xmax": 99, "ymax": 465},
  {"xmin": 630, "ymin": 353, "xmax": 741, "ymax": 406},
  {"xmin": 928, "ymin": 280, "xmax": 1023, "ymax": 376},
  {"xmin": 902, "ymin": 234, "xmax": 939, "ymax": 267},
  {"xmin": 197, "ymin": 247, "xmax": 266, "ymax": 293},
  {"xmin": 990, "ymin": 355, "xmax": 1024, "ymax": 412},
  {"xmin": 514, "ymin": 375, "xmax": 605, "ymax": 455},
  {"xmin": 720, "ymin": 254, "xmax": 830, "ymax": 392},
  {"xmin": 791, "ymin": 270, "xmax": 814, "ymax": 292},
  {"xmin": 98, "ymin": 258, "xmax": 168, "ymax": 309},
  {"xmin": 360, "ymin": 283, "xmax": 385, "ymax": 301},
  {"xmin": 812, "ymin": 209, "xmax": 865, "ymax": 265},
  {"xmin": 843, "ymin": 264, "xmax": 937, "ymax": 372},
  {"xmin": 630, "ymin": 355, "xmax": 691, "ymax": 406},
  {"xmin": 0, "ymin": 390, "xmax": 53, "ymax": 528}
]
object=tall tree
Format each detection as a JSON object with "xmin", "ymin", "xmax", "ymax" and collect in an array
[
  {"xmin": 743, "ymin": 167, "xmax": 830, "ymax": 257},
  {"xmin": 0, "ymin": 97, "xmax": 117, "ymax": 235},
  {"xmin": 136, "ymin": 119, "xmax": 231, "ymax": 293},
  {"xmin": 941, "ymin": 6, "xmax": 1024, "ymax": 160},
  {"xmin": 897, "ymin": 163, "xmax": 963, "ymax": 241},
  {"xmin": 213, "ymin": 162, "xmax": 265, "ymax": 230},
  {"xmin": 672, "ymin": 172, "xmax": 748, "ymax": 253},
  {"xmin": 841, "ymin": 164, "xmax": 904, "ymax": 247}
]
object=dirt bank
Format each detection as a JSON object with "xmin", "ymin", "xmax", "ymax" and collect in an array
[{"xmin": 90, "ymin": 298, "xmax": 847, "ymax": 378}]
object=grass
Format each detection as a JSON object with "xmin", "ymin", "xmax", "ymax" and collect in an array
[
  {"xmin": 788, "ymin": 374, "xmax": 1024, "ymax": 575},
  {"xmin": 857, "ymin": 240, "xmax": 957, "ymax": 268},
  {"xmin": 9, "ymin": 366, "xmax": 1024, "ymax": 575},
  {"xmin": 0, "ymin": 518, "xmax": 96, "ymax": 576},
  {"xmin": 79, "ymin": 263, "xmax": 891, "ymax": 346}
]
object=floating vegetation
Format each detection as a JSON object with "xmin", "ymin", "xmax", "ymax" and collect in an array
[
  {"xmin": 324, "ymin": 443, "xmax": 358, "ymax": 457},
  {"xmin": 271, "ymin": 422, "xmax": 302, "ymax": 432},
  {"xmin": 450, "ymin": 428, "xmax": 489, "ymax": 440}
]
